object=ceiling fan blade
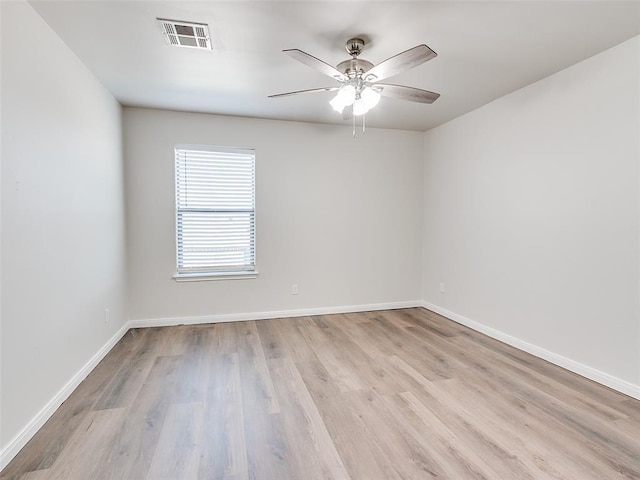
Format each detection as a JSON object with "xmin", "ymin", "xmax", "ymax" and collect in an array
[
  {"xmin": 376, "ymin": 84, "xmax": 440, "ymax": 104},
  {"xmin": 365, "ymin": 45, "xmax": 437, "ymax": 82},
  {"xmin": 268, "ymin": 86, "xmax": 340, "ymax": 98},
  {"xmin": 283, "ymin": 49, "xmax": 347, "ymax": 81}
]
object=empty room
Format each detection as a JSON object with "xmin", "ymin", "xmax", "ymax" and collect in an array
[{"xmin": 1, "ymin": 1, "xmax": 639, "ymax": 479}]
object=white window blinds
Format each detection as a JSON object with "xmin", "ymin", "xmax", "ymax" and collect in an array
[{"xmin": 175, "ymin": 145, "xmax": 255, "ymax": 274}]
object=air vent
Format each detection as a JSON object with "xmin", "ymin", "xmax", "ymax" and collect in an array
[{"xmin": 157, "ymin": 19, "xmax": 211, "ymax": 50}]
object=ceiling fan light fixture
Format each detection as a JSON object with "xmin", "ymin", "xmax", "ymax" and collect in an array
[
  {"xmin": 353, "ymin": 97, "xmax": 369, "ymax": 116},
  {"xmin": 329, "ymin": 96, "xmax": 345, "ymax": 113},
  {"xmin": 351, "ymin": 87, "xmax": 380, "ymax": 116},
  {"xmin": 361, "ymin": 87, "xmax": 381, "ymax": 110},
  {"xmin": 329, "ymin": 84, "xmax": 356, "ymax": 113}
]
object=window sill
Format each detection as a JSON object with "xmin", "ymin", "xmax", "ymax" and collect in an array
[{"xmin": 173, "ymin": 271, "xmax": 259, "ymax": 282}]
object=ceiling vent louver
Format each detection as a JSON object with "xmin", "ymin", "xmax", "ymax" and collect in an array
[{"xmin": 157, "ymin": 18, "xmax": 211, "ymax": 50}]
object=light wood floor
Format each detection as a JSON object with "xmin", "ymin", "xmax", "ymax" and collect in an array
[{"xmin": 2, "ymin": 308, "xmax": 639, "ymax": 479}]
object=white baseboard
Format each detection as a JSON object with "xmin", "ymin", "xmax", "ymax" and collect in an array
[
  {"xmin": 128, "ymin": 300, "xmax": 422, "ymax": 329},
  {"xmin": 422, "ymin": 301, "xmax": 640, "ymax": 401},
  {"xmin": 0, "ymin": 323, "xmax": 131, "ymax": 472}
]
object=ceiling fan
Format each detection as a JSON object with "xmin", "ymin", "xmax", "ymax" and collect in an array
[{"xmin": 269, "ymin": 38, "xmax": 440, "ymax": 123}]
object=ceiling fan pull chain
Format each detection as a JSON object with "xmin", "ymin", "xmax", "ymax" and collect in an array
[
  {"xmin": 363, "ymin": 114, "xmax": 366, "ymax": 135},
  {"xmin": 352, "ymin": 113, "xmax": 356, "ymax": 138}
]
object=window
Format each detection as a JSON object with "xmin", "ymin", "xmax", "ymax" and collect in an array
[{"xmin": 174, "ymin": 145, "xmax": 256, "ymax": 280}]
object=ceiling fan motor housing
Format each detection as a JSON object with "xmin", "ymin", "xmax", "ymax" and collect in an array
[
  {"xmin": 339, "ymin": 38, "xmax": 374, "ymax": 78},
  {"xmin": 337, "ymin": 58, "xmax": 374, "ymax": 78}
]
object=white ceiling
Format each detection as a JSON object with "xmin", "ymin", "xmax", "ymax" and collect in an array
[{"xmin": 30, "ymin": 1, "xmax": 640, "ymax": 131}]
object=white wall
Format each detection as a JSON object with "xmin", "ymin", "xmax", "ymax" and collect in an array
[
  {"xmin": 422, "ymin": 37, "xmax": 640, "ymax": 394},
  {"xmin": 124, "ymin": 108, "xmax": 423, "ymax": 321},
  {"xmin": 1, "ymin": 0, "xmax": 127, "ymax": 456}
]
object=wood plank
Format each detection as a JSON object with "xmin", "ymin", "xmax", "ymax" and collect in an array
[
  {"xmin": 455, "ymin": 324, "xmax": 632, "ymax": 405},
  {"xmin": 439, "ymin": 370, "xmax": 632, "ymax": 479},
  {"xmin": 236, "ymin": 322, "xmax": 292, "ymax": 480},
  {"xmin": 311, "ymin": 314, "xmax": 408, "ymax": 395},
  {"xmin": 14, "ymin": 471, "xmax": 52, "ymax": 480},
  {"xmin": 296, "ymin": 359, "xmax": 403, "ymax": 480},
  {"xmin": 197, "ymin": 352, "xmax": 248, "ymax": 480},
  {"xmin": 399, "ymin": 307, "xmax": 467, "ymax": 337},
  {"xmin": 342, "ymin": 388, "xmax": 447, "ymax": 479},
  {"xmin": 448, "ymin": 333, "xmax": 630, "ymax": 423},
  {"xmin": 297, "ymin": 321, "xmax": 368, "ymax": 392},
  {"xmin": 385, "ymin": 355, "xmax": 540, "ymax": 479},
  {"xmin": 388, "ymin": 391, "xmax": 502, "ymax": 480},
  {"xmin": 267, "ymin": 357, "xmax": 350, "ymax": 480},
  {"xmin": 172, "ymin": 327, "xmax": 216, "ymax": 404},
  {"xmin": 146, "ymin": 402, "xmax": 204, "ymax": 480},
  {"xmin": 39, "ymin": 408, "xmax": 128, "ymax": 480},
  {"xmin": 445, "ymin": 341, "xmax": 640, "ymax": 476},
  {"xmin": 93, "ymin": 355, "xmax": 184, "ymax": 480},
  {"xmin": 93, "ymin": 328, "xmax": 166, "ymax": 410},
  {"xmin": 365, "ymin": 314, "xmax": 468, "ymax": 381},
  {"xmin": 614, "ymin": 398, "xmax": 640, "ymax": 418},
  {"xmin": 256, "ymin": 317, "xmax": 317, "ymax": 362},
  {"xmin": 237, "ymin": 321, "xmax": 280, "ymax": 414}
]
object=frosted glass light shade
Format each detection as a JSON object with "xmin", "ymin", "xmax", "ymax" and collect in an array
[
  {"xmin": 329, "ymin": 84, "xmax": 356, "ymax": 113},
  {"xmin": 361, "ymin": 87, "xmax": 381, "ymax": 109},
  {"xmin": 329, "ymin": 95, "xmax": 345, "ymax": 113},
  {"xmin": 353, "ymin": 98, "xmax": 369, "ymax": 116}
]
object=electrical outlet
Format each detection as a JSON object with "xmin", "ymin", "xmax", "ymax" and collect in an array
[
  {"xmin": 439, "ymin": 283, "xmax": 445, "ymax": 293},
  {"xmin": 104, "ymin": 307, "xmax": 110, "ymax": 323},
  {"xmin": 292, "ymin": 284, "xmax": 298, "ymax": 295}
]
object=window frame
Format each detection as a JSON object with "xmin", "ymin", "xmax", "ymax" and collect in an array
[{"xmin": 173, "ymin": 144, "xmax": 258, "ymax": 282}]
